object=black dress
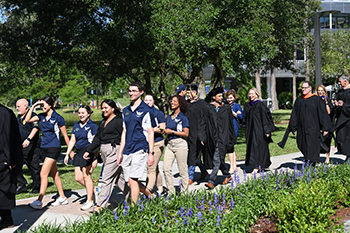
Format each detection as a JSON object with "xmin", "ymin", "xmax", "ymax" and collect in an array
[
  {"xmin": 243, "ymin": 101, "xmax": 276, "ymax": 168},
  {"xmin": 334, "ymin": 89, "xmax": 350, "ymax": 156},
  {"xmin": 288, "ymin": 95, "xmax": 331, "ymax": 162}
]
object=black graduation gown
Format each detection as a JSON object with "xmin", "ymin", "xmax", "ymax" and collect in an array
[
  {"xmin": 320, "ymin": 97, "xmax": 335, "ymax": 153},
  {"xmin": 334, "ymin": 89, "xmax": 350, "ymax": 156},
  {"xmin": 186, "ymin": 99, "xmax": 207, "ymax": 167},
  {"xmin": 202, "ymin": 104, "xmax": 235, "ymax": 169},
  {"xmin": 288, "ymin": 95, "xmax": 331, "ymax": 162},
  {"xmin": 0, "ymin": 104, "xmax": 23, "ymax": 209},
  {"xmin": 243, "ymin": 101, "xmax": 276, "ymax": 168}
]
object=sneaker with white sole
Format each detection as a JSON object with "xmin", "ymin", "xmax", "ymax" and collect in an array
[
  {"xmin": 80, "ymin": 201, "xmax": 94, "ymax": 211},
  {"xmin": 51, "ymin": 196, "xmax": 68, "ymax": 206},
  {"xmin": 29, "ymin": 199, "xmax": 43, "ymax": 210}
]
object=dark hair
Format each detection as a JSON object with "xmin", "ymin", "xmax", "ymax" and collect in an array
[
  {"xmin": 41, "ymin": 95, "xmax": 54, "ymax": 109},
  {"xmin": 129, "ymin": 81, "xmax": 145, "ymax": 93},
  {"xmin": 101, "ymin": 99, "xmax": 122, "ymax": 118},
  {"xmin": 303, "ymin": 81, "xmax": 313, "ymax": 90},
  {"xmin": 78, "ymin": 105, "xmax": 93, "ymax": 115},
  {"xmin": 171, "ymin": 95, "xmax": 189, "ymax": 113}
]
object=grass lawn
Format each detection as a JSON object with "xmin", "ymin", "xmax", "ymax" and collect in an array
[{"xmin": 16, "ymin": 164, "xmax": 102, "ymax": 200}]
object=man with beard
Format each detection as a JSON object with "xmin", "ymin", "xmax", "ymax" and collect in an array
[
  {"xmin": 203, "ymin": 87, "xmax": 235, "ymax": 189},
  {"xmin": 0, "ymin": 104, "xmax": 23, "ymax": 229},
  {"xmin": 334, "ymin": 74, "xmax": 350, "ymax": 160}
]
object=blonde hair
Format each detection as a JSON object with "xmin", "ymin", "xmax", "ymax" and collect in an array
[
  {"xmin": 316, "ymin": 85, "xmax": 328, "ymax": 97},
  {"xmin": 248, "ymin": 88, "xmax": 261, "ymax": 100}
]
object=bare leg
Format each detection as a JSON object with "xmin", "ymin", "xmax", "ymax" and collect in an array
[
  {"xmin": 74, "ymin": 167, "xmax": 85, "ymax": 187},
  {"xmin": 129, "ymin": 177, "xmax": 140, "ymax": 206},
  {"xmin": 38, "ymin": 158, "xmax": 56, "ymax": 202},
  {"xmin": 49, "ymin": 162, "xmax": 65, "ymax": 199},
  {"xmin": 228, "ymin": 151, "xmax": 237, "ymax": 173},
  {"xmin": 325, "ymin": 152, "xmax": 330, "ymax": 163},
  {"xmin": 82, "ymin": 166, "xmax": 94, "ymax": 203}
]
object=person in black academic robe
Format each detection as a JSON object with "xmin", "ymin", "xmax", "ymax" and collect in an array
[
  {"xmin": 243, "ymin": 88, "xmax": 276, "ymax": 173},
  {"xmin": 0, "ymin": 104, "xmax": 23, "ymax": 230},
  {"xmin": 287, "ymin": 81, "xmax": 331, "ymax": 163},
  {"xmin": 334, "ymin": 75, "xmax": 350, "ymax": 159},
  {"xmin": 186, "ymin": 84, "xmax": 208, "ymax": 184},
  {"xmin": 316, "ymin": 85, "xmax": 335, "ymax": 163},
  {"xmin": 203, "ymin": 87, "xmax": 236, "ymax": 189}
]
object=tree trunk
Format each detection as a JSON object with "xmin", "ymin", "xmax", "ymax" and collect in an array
[
  {"xmin": 271, "ymin": 66, "xmax": 279, "ymax": 111},
  {"xmin": 194, "ymin": 69, "xmax": 206, "ymax": 99},
  {"xmin": 210, "ymin": 57, "xmax": 225, "ymax": 90},
  {"xmin": 305, "ymin": 42, "xmax": 310, "ymax": 82},
  {"xmin": 293, "ymin": 45, "xmax": 297, "ymax": 104},
  {"xmin": 254, "ymin": 67, "xmax": 261, "ymax": 96}
]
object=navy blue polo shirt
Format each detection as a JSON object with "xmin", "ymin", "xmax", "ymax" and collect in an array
[
  {"xmin": 72, "ymin": 119, "xmax": 98, "ymax": 149},
  {"xmin": 17, "ymin": 111, "xmax": 39, "ymax": 143},
  {"xmin": 123, "ymin": 101, "xmax": 156, "ymax": 155},
  {"xmin": 37, "ymin": 110, "xmax": 65, "ymax": 148},
  {"xmin": 153, "ymin": 108, "xmax": 166, "ymax": 143},
  {"xmin": 166, "ymin": 112, "xmax": 189, "ymax": 140}
]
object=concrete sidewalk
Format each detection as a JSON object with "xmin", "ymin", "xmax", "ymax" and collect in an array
[{"xmin": 4, "ymin": 148, "xmax": 348, "ymax": 233}]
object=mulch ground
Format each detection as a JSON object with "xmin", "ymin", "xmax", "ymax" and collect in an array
[{"xmin": 250, "ymin": 206, "xmax": 350, "ymax": 232}]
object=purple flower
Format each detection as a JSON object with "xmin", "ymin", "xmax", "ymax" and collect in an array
[
  {"xmin": 324, "ymin": 164, "xmax": 327, "ymax": 175},
  {"xmin": 216, "ymin": 215, "xmax": 221, "ymax": 226},
  {"xmin": 259, "ymin": 165, "xmax": 262, "ymax": 173},
  {"xmin": 114, "ymin": 213, "xmax": 119, "ymax": 221},
  {"xmin": 184, "ymin": 217, "xmax": 187, "ymax": 226},
  {"xmin": 308, "ymin": 171, "xmax": 311, "ymax": 182},
  {"xmin": 230, "ymin": 198, "xmax": 235, "ymax": 210},
  {"xmin": 314, "ymin": 167, "xmax": 317, "ymax": 178},
  {"xmin": 152, "ymin": 217, "xmax": 156, "ymax": 224},
  {"xmin": 243, "ymin": 170, "xmax": 247, "ymax": 182},
  {"xmin": 197, "ymin": 211, "xmax": 203, "ymax": 223},
  {"xmin": 214, "ymin": 193, "xmax": 219, "ymax": 207}
]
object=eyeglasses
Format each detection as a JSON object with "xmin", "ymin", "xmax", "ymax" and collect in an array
[
  {"xmin": 301, "ymin": 86, "xmax": 310, "ymax": 89},
  {"xmin": 129, "ymin": 90, "xmax": 139, "ymax": 93}
]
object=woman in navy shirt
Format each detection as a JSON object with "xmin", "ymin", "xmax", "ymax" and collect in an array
[
  {"xmin": 144, "ymin": 94, "xmax": 166, "ymax": 195},
  {"xmin": 163, "ymin": 95, "xmax": 189, "ymax": 195},
  {"xmin": 225, "ymin": 89, "xmax": 243, "ymax": 173},
  {"xmin": 25, "ymin": 96, "xmax": 73, "ymax": 210},
  {"xmin": 64, "ymin": 105, "xmax": 98, "ymax": 211}
]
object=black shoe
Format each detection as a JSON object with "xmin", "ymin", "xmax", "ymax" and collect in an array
[
  {"xmin": 16, "ymin": 186, "xmax": 27, "ymax": 194},
  {"xmin": 30, "ymin": 189, "xmax": 39, "ymax": 194}
]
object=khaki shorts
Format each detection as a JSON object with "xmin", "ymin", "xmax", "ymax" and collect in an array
[{"xmin": 122, "ymin": 150, "xmax": 148, "ymax": 181}]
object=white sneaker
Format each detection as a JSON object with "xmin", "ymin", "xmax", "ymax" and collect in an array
[
  {"xmin": 80, "ymin": 201, "xmax": 94, "ymax": 211},
  {"xmin": 51, "ymin": 196, "xmax": 68, "ymax": 206},
  {"xmin": 29, "ymin": 199, "xmax": 43, "ymax": 210}
]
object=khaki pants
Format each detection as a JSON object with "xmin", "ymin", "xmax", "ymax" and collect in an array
[
  {"xmin": 146, "ymin": 140, "xmax": 164, "ymax": 191},
  {"xmin": 97, "ymin": 144, "xmax": 129, "ymax": 208},
  {"xmin": 163, "ymin": 138, "xmax": 188, "ymax": 195}
]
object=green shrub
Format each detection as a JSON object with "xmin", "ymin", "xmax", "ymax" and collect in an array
[
  {"xmin": 270, "ymin": 178, "xmax": 346, "ymax": 232},
  {"xmin": 277, "ymin": 92, "xmax": 293, "ymax": 109}
]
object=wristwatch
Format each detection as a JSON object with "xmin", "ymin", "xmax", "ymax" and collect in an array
[
  {"xmin": 172, "ymin": 130, "xmax": 175, "ymax": 135},
  {"xmin": 149, "ymin": 151, "xmax": 155, "ymax": 155},
  {"xmin": 27, "ymin": 137, "xmax": 32, "ymax": 142}
]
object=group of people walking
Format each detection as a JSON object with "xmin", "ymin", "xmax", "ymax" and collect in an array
[{"xmin": 2, "ymin": 74, "xmax": 350, "ymax": 228}]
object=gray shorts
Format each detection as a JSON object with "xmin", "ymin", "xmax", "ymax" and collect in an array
[{"xmin": 122, "ymin": 150, "xmax": 148, "ymax": 181}]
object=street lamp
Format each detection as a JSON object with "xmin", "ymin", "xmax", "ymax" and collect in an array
[{"xmin": 314, "ymin": 10, "xmax": 340, "ymax": 87}]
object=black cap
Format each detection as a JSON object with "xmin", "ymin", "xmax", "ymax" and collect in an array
[{"xmin": 211, "ymin": 87, "xmax": 224, "ymax": 96}]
